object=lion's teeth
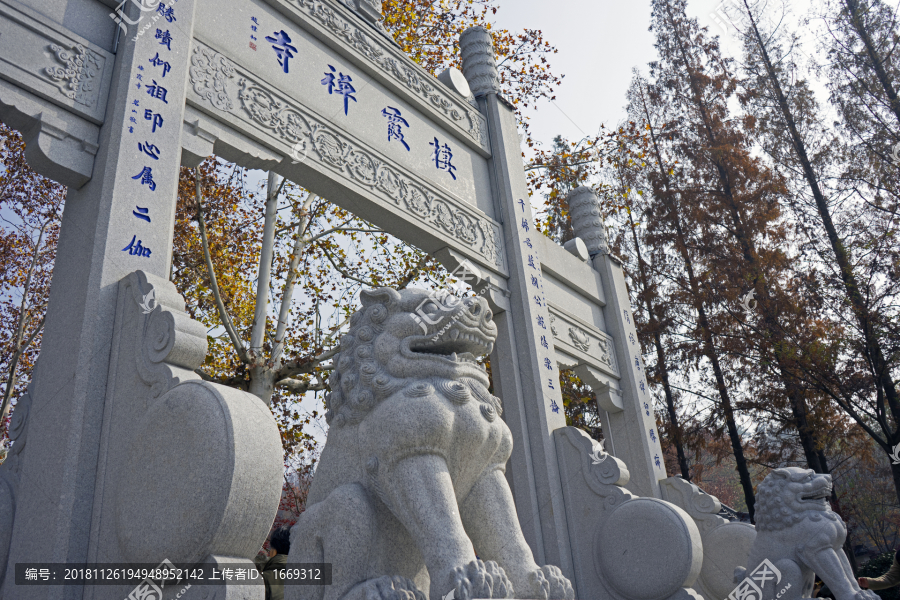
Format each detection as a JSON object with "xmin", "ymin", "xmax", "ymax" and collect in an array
[{"xmin": 451, "ymin": 352, "xmax": 458, "ymax": 362}]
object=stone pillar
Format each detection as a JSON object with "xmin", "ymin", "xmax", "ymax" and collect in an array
[
  {"xmin": 461, "ymin": 25, "xmax": 574, "ymax": 583},
  {"xmin": 565, "ymin": 187, "xmax": 667, "ymax": 498},
  {"xmin": 0, "ymin": 1, "xmax": 200, "ymax": 597}
]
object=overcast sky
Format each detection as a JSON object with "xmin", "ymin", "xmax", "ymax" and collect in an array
[{"xmin": 493, "ymin": 0, "xmax": 818, "ymax": 152}]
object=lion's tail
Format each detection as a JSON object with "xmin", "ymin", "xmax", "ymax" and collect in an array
[{"xmin": 733, "ymin": 566, "xmax": 748, "ymax": 584}]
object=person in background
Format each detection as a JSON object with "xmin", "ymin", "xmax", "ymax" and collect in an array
[
  {"xmin": 260, "ymin": 527, "xmax": 291, "ymax": 600},
  {"xmin": 860, "ymin": 550, "xmax": 900, "ymax": 591}
]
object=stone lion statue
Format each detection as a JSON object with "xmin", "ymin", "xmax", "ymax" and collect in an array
[
  {"xmin": 734, "ymin": 467, "xmax": 878, "ymax": 600},
  {"xmin": 287, "ymin": 287, "xmax": 574, "ymax": 600}
]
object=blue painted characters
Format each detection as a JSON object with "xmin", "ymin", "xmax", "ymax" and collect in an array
[
  {"xmin": 322, "ymin": 65, "xmax": 357, "ymax": 115},
  {"xmin": 132, "ymin": 167, "xmax": 156, "ymax": 191},
  {"xmin": 155, "ymin": 29, "xmax": 173, "ymax": 50},
  {"xmin": 429, "ymin": 137, "xmax": 457, "ymax": 180},
  {"xmin": 149, "ymin": 53, "xmax": 171, "ymax": 77},
  {"xmin": 381, "ymin": 107, "xmax": 410, "ymax": 151},
  {"xmin": 133, "ymin": 207, "xmax": 151, "ymax": 223},
  {"xmin": 266, "ymin": 30, "xmax": 297, "ymax": 73},
  {"xmin": 122, "ymin": 236, "xmax": 151, "ymax": 258}
]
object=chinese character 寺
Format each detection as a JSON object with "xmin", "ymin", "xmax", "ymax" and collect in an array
[
  {"xmin": 322, "ymin": 65, "xmax": 357, "ymax": 115},
  {"xmin": 266, "ymin": 30, "xmax": 297, "ymax": 73},
  {"xmin": 138, "ymin": 142, "xmax": 160, "ymax": 160},
  {"xmin": 429, "ymin": 137, "xmax": 456, "ymax": 180},
  {"xmin": 381, "ymin": 107, "xmax": 410, "ymax": 151},
  {"xmin": 149, "ymin": 52, "xmax": 171, "ymax": 77},
  {"xmin": 544, "ymin": 357, "xmax": 552, "ymax": 370},
  {"xmin": 157, "ymin": 4, "xmax": 176, "ymax": 22},
  {"xmin": 146, "ymin": 80, "xmax": 168, "ymax": 103},
  {"xmin": 132, "ymin": 167, "xmax": 157, "ymax": 191},
  {"xmin": 156, "ymin": 29, "xmax": 173, "ymax": 51},
  {"xmin": 144, "ymin": 109, "xmax": 163, "ymax": 133}
]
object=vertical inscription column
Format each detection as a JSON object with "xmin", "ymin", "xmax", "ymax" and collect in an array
[
  {"xmin": 460, "ymin": 26, "xmax": 574, "ymax": 583},
  {"xmin": 0, "ymin": 2, "xmax": 197, "ymax": 598}
]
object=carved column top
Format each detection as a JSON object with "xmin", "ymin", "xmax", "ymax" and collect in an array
[
  {"xmin": 566, "ymin": 187, "xmax": 609, "ymax": 257},
  {"xmin": 460, "ymin": 26, "xmax": 501, "ymax": 98}
]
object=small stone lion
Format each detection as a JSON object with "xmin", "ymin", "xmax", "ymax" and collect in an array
[
  {"xmin": 734, "ymin": 467, "xmax": 878, "ymax": 600},
  {"xmin": 287, "ymin": 288, "xmax": 574, "ymax": 600}
]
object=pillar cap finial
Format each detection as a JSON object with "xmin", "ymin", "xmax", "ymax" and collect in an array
[
  {"xmin": 566, "ymin": 187, "xmax": 609, "ymax": 257},
  {"xmin": 460, "ymin": 26, "xmax": 502, "ymax": 98}
]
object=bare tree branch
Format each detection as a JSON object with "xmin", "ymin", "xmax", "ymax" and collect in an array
[{"xmin": 195, "ymin": 167, "xmax": 249, "ymax": 364}]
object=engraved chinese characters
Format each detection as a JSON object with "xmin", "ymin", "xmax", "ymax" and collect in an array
[{"xmin": 123, "ymin": 1, "xmax": 182, "ymax": 260}]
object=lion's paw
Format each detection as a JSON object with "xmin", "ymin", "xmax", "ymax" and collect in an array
[
  {"xmin": 450, "ymin": 559, "xmax": 514, "ymax": 599},
  {"xmin": 522, "ymin": 565, "xmax": 574, "ymax": 600},
  {"xmin": 357, "ymin": 575, "xmax": 425, "ymax": 600}
]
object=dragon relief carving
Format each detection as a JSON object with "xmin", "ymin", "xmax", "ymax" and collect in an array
[
  {"xmin": 44, "ymin": 43, "xmax": 101, "ymax": 107},
  {"xmin": 288, "ymin": 287, "xmax": 574, "ymax": 600}
]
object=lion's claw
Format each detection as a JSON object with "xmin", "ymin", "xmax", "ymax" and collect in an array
[{"xmin": 450, "ymin": 559, "xmax": 513, "ymax": 599}]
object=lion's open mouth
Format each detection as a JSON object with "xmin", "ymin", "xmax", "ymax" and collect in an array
[
  {"xmin": 800, "ymin": 488, "xmax": 831, "ymax": 504},
  {"xmin": 409, "ymin": 325, "xmax": 494, "ymax": 363}
]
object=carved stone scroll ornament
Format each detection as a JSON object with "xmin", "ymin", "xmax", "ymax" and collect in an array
[
  {"xmin": 229, "ymin": 77, "xmax": 504, "ymax": 269},
  {"xmin": 189, "ymin": 46, "xmax": 235, "ymax": 111},
  {"xmin": 44, "ymin": 43, "xmax": 102, "ymax": 107},
  {"xmin": 284, "ymin": 0, "xmax": 489, "ymax": 149}
]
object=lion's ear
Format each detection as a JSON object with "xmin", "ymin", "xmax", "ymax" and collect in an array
[
  {"xmin": 360, "ymin": 287, "xmax": 401, "ymax": 308},
  {"xmin": 772, "ymin": 468, "xmax": 790, "ymax": 480}
]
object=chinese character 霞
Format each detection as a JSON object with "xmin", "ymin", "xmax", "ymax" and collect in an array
[
  {"xmin": 381, "ymin": 107, "xmax": 410, "ymax": 151},
  {"xmin": 322, "ymin": 65, "xmax": 357, "ymax": 115},
  {"xmin": 132, "ymin": 166, "xmax": 157, "ymax": 191},
  {"xmin": 429, "ymin": 137, "xmax": 457, "ymax": 180},
  {"xmin": 266, "ymin": 30, "xmax": 297, "ymax": 73}
]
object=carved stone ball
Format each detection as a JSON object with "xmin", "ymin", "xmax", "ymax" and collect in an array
[{"xmin": 566, "ymin": 187, "xmax": 609, "ymax": 257}]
